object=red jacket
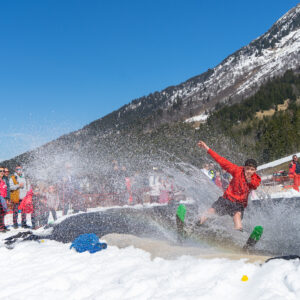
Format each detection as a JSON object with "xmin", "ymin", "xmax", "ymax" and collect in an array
[
  {"xmin": 289, "ymin": 161, "xmax": 300, "ymax": 177},
  {"xmin": 0, "ymin": 179, "xmax": 7, "ymax": 198},
  {"xmin": 208, "ymin": 149, "xmax": 261, "ymax": 208}
]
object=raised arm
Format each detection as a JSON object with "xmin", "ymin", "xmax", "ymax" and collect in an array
[{"xmin": 198, "ymin": 141, "xmax": 238, "ymax": 175}]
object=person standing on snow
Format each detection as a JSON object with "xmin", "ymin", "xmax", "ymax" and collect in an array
[
  {"xmin": 288, "ymin": 154, "xmax": 300, "ymax": 191},
  {"xmin": 0, "ymin": 167, "xmax": 8, "ymax": 232},
  {"xmin": 3, "ymin": 168, "xmax": 10, "ymax": 204},
  {"xmin": 149, "ymin": 167, "xmax": 161, "ymax": 203},
  {"xmin": 10, "ymin": 165, "xmax": 31, "ymax": 228},
  {"xmin": 45, "ymin": 185, "xmax": 60, "ymax": 221},
  {"xmin": 288, "ymin": 154, "xmax": 300, "ymax": 176},
  {"xmin": 197, "ymin": 141, "xmax": 261, "ymax": 231},
  {"xmin": 59, "ymin": 163, "xmax": 84, "ymax": 215}
]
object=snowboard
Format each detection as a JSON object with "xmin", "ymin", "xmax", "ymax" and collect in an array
[{"xmin": 176, "ymin": 204, "xmax": 263, "ymax": 251}]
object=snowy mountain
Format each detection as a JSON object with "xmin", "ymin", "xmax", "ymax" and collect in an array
[
  {"xmin": 3, "ymin": 4, "xmax": 300, "ymax": 171},
  {"xmin": 90, "ymin": 4, "xmax": 300, "ymax": 131}
]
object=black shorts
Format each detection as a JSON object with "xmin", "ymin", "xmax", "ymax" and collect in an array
[{"xmin": 212, "ymin": 197, "xmax": 244, "ymax": 218}]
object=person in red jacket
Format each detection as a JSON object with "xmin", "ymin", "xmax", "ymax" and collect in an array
[
  {"xmin": 0, "ymin": 167, "xmax": 8, "ymax": 232},
  {"xmin": 197, "ymin": 141, "xmax": 261, "ymax": 231},
  {"xmin": 288, "ymin": 154, "xmax": 300, "ymax": 191}
]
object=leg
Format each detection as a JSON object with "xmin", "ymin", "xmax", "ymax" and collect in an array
[
  {"xmin": 31, "ymin": 211, "xmax": 36, "ymax": 229},
  {"xmin": 51, "ymin": 209, "xmax": 57, "ymax": 221},
  {"xmin": 43, "ymin": 211, "xmax": 50, "ymax": 226},
  {"xmin": 21, "ymin": 212, "xmax": 27, "ymax": 226},
  {"xmin": 233, "ymin": 211, "xmax": 243, "ymax": 230},
  {"xmin": 199, "ymin": 207, "xmax": 216, "ymax": 225},
  {"xmin": 13, "ymin": 203, "xmax": 19, "ymax": 226},
  {"xmin": 0, "ymin": 206, "xmax": 5, "ymax": 230},
  {"xmin": 63, "ymin": 202, "xmax": 69, "ymax": 215}
]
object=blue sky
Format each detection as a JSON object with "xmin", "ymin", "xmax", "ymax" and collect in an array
[{"xmin": 0, "ymin": 0, "xmax": 298, "ymax": 161}]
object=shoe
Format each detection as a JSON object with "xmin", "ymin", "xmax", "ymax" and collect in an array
[
  {"xmin": 3, "ymin": 226, "xmax": 10, "ymax": 231},
  {"xmin": 21, "ymin": 224, "xmax": 30, "ymax": 229},
  {"xmin": 0, "ymin": 228, "xmax": 7, "ymax": 233},
  {"xmin": 13, "ymin": 224, "xmax": 18, "ymax": 229}
]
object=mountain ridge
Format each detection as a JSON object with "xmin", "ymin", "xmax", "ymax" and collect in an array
[
  {"xmin": 81, "ymin": 4, "xmax": 300, "ymax": 136},
  {"xmin": 2, "ymin": 4, "xmax": 300, "ymax": 175}
]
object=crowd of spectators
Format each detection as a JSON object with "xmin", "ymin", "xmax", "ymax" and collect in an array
[
  {"xmin": 200, "ymin": 163, "xmax": 231, "ymax": 191},
  {"xmin": 0, "ymin": 162, "xmax": 181, "ymax": 232}
]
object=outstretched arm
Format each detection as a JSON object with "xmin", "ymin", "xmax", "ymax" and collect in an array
[{"xmin": 197, "ymin": 140, "xmax": 238, "ymax": 175}]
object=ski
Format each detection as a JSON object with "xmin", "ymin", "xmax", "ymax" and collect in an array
[
  {"xmin": 243, "ymin": 226, "xmax": 263, "ymax": 250},
  {"xmin": 176, "ymin": 204, "xmax": 186, "ymax": 241}
]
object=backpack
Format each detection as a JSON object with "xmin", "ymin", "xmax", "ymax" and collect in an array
[{"xmin": 70, "ymin": 233, "xmax": 107, "ymax": 253}]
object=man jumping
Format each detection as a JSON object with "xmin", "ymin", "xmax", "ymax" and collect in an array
[{"xmin": 197, "ymin": 141, "xmax": 261, "ymax": 231}]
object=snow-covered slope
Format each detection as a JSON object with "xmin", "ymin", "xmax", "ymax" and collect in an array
[{"xmin": 121, "ymin": 4, "xmax": 300, "ymax": 123}]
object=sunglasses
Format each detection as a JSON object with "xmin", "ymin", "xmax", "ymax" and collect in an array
[{"xmin": 0, "ymin": 170, "xmax": 4, "ymax": 173}]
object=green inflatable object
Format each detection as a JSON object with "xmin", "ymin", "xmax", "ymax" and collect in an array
[{"xmin": 176, "ymin": 204, "xmax": 186, "ymax": 223}]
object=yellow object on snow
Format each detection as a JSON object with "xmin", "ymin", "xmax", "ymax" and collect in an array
[{"xmin": 241, "ymin": 275, "xmax": 248, "ymax": 281}]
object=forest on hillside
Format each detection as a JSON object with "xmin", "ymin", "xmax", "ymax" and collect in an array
[
  {"xmin": 3, "ymin": 71, "xmax": 300, "ymax": 175},
  {"xmin": 121, "ymin": 69, "xmax": 300, "ymax": 169}
]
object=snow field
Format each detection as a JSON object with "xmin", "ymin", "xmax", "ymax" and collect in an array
[{"xmin": 0, "ymin": 237, "xmax": 299, "ymax": 300}]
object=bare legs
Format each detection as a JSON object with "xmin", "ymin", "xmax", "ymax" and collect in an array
[
  {"xmin": 199, "ymin": 208, "xmax": 242, "ymax": 231},
  {"xmin": 199, "ymin": 207, "xmax": 216, "ymax": 224},
  {"xmin": 232, "ymin": 211, "xmax": 242, "ymax": 230}
]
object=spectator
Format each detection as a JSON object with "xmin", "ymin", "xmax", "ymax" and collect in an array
[
  {"xmin": 221, "ymin": 169, "xmax": 231, "ymax": 191},
  {"xmin": 288, "ymin": 155, "xmax": 300, "ymax": 177},
  {"xmin": 208, "ymin": 163, "xmax": 216, "ymax": 182},
  {"xmin": 10, "ymin": 165, "xmax": 31, "ymax": 228},
  {"xmin": 288, "ymin": 154, "xmax": 300, "ymax": 191},
  {"xmin": 31, "ymin": 184, "xmax": 48, "ymax": 229},
  {"xmin": 149, "ymin": 167, "xmax": 161, "ymax": 203},
  {"xmin": 46, "ymin": 185, "xmax": 59, "ymax": 221},
  {"xmin": 200, "ymin": 163, "xmax": 211, "ymax": 179},
  {"xmin": 59, "ymin": 163, "xmax": 84, "ymax": 215},
  {"xmin": 131, "ymin": 171, "xmax": 148, "ymax": 204},
  {"xmin": 200, "ymin": 163, "xmax": 215, "ymax": 181},
  {"xmin": 121, "ymin": 165, "xmax": 131, "ymax": 204},
  {"xmin": 0, "ymin": 167, "xmax": 8, "ymax": 232},
  {"xmin": 3, "ymin": 168, "xmax": 10, "ymax": 204},
  {"xmin": 214, "ymin": 171, "xmax": 223, "ymax": 189},
  {"xmin": 159, "ymin": 177, "xmax": 173, "ymax": 204},
  {"xmin": 109, "ymin": 163, "xmax": 121, "ymax": 205}
]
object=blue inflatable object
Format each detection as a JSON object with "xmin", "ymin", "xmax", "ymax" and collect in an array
[{"xmin": 70, "ymin": 233, "xmax": 107, "ymax": 253}]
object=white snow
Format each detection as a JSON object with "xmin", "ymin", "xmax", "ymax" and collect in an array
[
  {"xmin": 0, "ymin": 206, "xmax": 299, "ymax": 299},
  {"xmin": 185, "ymin": 114, "xmax": 209, "ymax": 123},
  {"xmin": 0, "ymin": 229, "xmax": 300, "ymax": 300},
  {"xmin": 2, "ymin": 146, "xmax": 300, "ymax": 299}
]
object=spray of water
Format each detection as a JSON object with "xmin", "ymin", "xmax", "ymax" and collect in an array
[{"xmin": 7, "ymin": 131, "xmax": 300, "ymax": 256}]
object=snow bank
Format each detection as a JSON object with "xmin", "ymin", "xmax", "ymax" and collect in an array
[{"xmin": 0, "ymin": 238, "xmax": 299, "ymax": 300}]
